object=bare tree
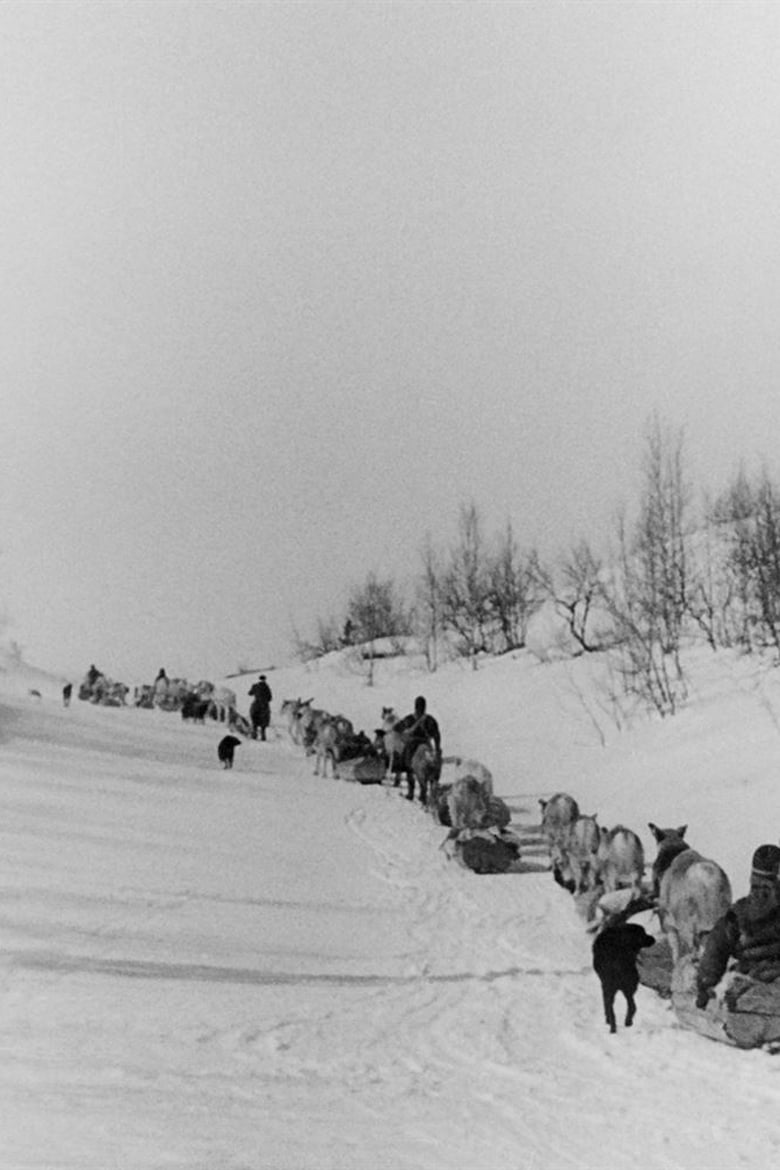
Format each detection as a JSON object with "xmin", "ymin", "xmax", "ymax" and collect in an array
[
  {"xmin": 600, "ymin": 417, "xmax": 691, "ymax": 717},
  {"xmin": 291, "ymin": 614, "xmax": 344, "ymax": 662},
  {"xmin": 487, "ymin": 522, "xmax": 539, "ymax": 652},
  {"xmin": 685, "ymin": 493, "xmax": 740, "ymax": 651},
  {"xmin": 346, "ymin": 572, "xmax": 411, "ymax": 685},
  {"xmin": 706, "ymin": 466, "xmax": 780, "ymax": 655},
  {"xmin": 531, "ymin": 540, "xmax": 609, "ymax": 655},
  {"xmin": 741, "ymin": 472, "xmax": 780, "ymax": 655},
  {"xmin": 728, "ymin": 470, "xmax": 764, "ymax": 651},
  {"xmin": 439, "ymin": 502, "xmax": 492, "ymax": 668},
  {"xmin": 603, "ymin": 511, "xmax": 682, "ymax": 717},
  {"xmin": 635, "ymin": 413, "xmax": 690, "ymax": 657},
  {"xmin": 416, "ymin": 533, "xmax": 442, "ymax": 672}
]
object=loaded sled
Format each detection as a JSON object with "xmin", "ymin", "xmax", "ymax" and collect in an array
[
  {"xmin": 640, "ymin": 945, "xmax": 780, "ymax": 1050},
  {"xmin": 442, "ymin": 826, "xmax": 524, "ymax": 874},
  {"xmin": 335, "ymin": 755, "xmax": 387, "ymax": 785},
  {"xmin": 594, "ymin": 889, "xmax": 780, "ymax": 1051}
]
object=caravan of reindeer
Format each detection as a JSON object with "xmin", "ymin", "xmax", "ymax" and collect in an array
[
  {"xmin": 286, "ymin": 695, "xmax": 765, "ymax": 1045},
  {"xmin": 67, "ymin": 666, "xmax": 777, "ymax": 1049},
  {"xmin": 76, "ymin": 667, "xmax": 252, "ymax": 735},
  {"xmin": 280, "ymin": 696, "xmax": 738, "ymax": 1030},
  {"xmin": 537, "ymin": 793, "xmax": 755, "ymax": 1041},
  {"xmin": 279, "ymin": 696, "xmax": 513, "ymax": 846},
  {"xmin": 278, "ymin": 695, "xmax": 775, "ymax": 1044}
]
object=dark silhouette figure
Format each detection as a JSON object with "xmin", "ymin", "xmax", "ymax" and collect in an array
[
  {"xmin": 248, "ymin": 674, "xmax": 272, "ymax": 741},
  {"xmin": 394, "ymin": 695, "xmax": 442, "ymax": 801},
  {"xmin": 62, "ymin": 683, "xmax": 73, "ymax": 708}
]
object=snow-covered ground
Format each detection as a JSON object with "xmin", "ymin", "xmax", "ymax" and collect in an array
[{"xmin": 3, "ymin": 643, "xmax": 780, "ymax": 1168}]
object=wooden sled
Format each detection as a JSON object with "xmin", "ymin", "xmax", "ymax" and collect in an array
[
  {"xmin": 674, "ymin": 957, "xmax": 780, "ymax": 1049},
  {"xmin": 639, "ymin": 948, "xmax": 780, "ymax": 1049},
  {"xmin": 442, "ymin": 827, "xmax": 524, "ymax": 874},
  {"xmin": 337, "ymin": 755, "xmax": 387, "ymax": 784}
]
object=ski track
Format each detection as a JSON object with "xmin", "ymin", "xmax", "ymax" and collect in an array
[
  {"xmin": 3, "ymin": 698, "xmax": 780, "ymax": 1167},
  {"xmin": 287, "ymin": 786, "xmax": 780, "ymax": 1170}
]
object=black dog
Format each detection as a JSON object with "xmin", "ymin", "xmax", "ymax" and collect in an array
[
  {"xmin": 592, "ymin": 923, "xmax": 656, "ymax": 1033},
  {"xmin": 217, "ymin": 735, "xmax": 242, "ymax": 770}
]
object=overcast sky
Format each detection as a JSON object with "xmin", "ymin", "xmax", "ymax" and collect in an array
[{"xmin": 3, "ymin": 1, "xmax": 780, "ymax": 682}]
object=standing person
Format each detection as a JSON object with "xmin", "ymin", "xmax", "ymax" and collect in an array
[
  {"xmin": 62, "ymin": 682, "xmax": 73, "ymax": 708},
  {"xmin": 248, "ymin": 674, "xmax": 273, "ymax": 741},
  {"xmin": 81, "ymin": 664, "xmax": 102, "ymax": 701},
  {"xmin": 395, "ymin": 695, "xmax": 442, "ymax": 801},
  {"xmin": 153, "ymin": 667, "xmax": 169, "ymax": 707}
]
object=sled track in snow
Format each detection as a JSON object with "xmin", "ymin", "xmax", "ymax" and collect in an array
[
  {"xmin": 9, "ymin": 950, "xmax": 590, "ymax": 986},
  {"xmin": 326, "ymin": 788, "xmax": 607, "ymax": 1143}
]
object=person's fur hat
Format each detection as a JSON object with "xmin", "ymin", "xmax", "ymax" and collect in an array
[{"xmin": 751, "ymin": 844, "xmax": 780, "ymax": 881}]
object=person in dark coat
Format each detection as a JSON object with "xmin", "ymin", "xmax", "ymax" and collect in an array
[
  {"xmin": 80, "ymin": 664, "xmax": 103, "ymax": 701},
  {"xmin": 696, "ymin": 844, "xmax": 780, "ymax": 1008},
  {"xmin": 62, "ymin": 682, "xmax": 73, "ymax": 708},
  {"xmin": 248, "ymin": 674, "xmax": 273, "ymax": 741},
  {"xmin": 395, "ymin": 695, "xmax": 442, "ymax": 800},
  {"xmin": 396, "ymin": 695, "xmax": 441, "ymax": 757}
]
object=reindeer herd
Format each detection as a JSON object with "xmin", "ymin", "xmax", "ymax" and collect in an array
[
  {"xmin": 279, "ymin": 697, "xmax": 522, "ymax": 867},
  {"xmin": 540, "ymin": 792, "xmax": 731, "ymax": 960},
  {"xmin": 68, "ymin": 671, "xmax": 777, "ymax": 1044},
  {"xmin": 76, "ymin": 667, "xmax": 251, "ymax": 733},
  {"xmin": 279, "ymin": 699, "xmax": 734, "ymax": 971},
  {"xmin": 277, "ymin": 699, "xmax": 748, "ymax": 1036},
  {"xmin": 272, "ymin": 700, "xmax": 780, "ymax": 1046},
  {"xmin": 75, "ymin": 672, "xmax": 738, "ymax": 982},
  {"xmin": 539, "ymin": 791, "xmax": 743, "ymax": 1036}
]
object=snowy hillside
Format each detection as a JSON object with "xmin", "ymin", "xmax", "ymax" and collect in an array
[
  {"xmin": 0, "ymin": 642, "xmax": 69, "ymax": 700},
  {"xmin": 2, "ymin": 642, "xmax": 780, "ymax": 1167},
  {"xmin": 238, "ymin": 641, "xmax": 780, "ymax": 900}
]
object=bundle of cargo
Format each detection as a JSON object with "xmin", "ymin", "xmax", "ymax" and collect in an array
[{"xmin": 336, "ymin": 755, "xmax": 387, "ymax": 785}]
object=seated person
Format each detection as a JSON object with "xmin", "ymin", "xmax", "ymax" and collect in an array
[{"xmin": 696, "ymin": 844, "xmax": 780, "ymax": 1009}]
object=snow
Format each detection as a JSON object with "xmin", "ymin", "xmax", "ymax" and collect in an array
[{"xmin": 3, "ymin": 643, "xmax": 780, "ymax": 1167}]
